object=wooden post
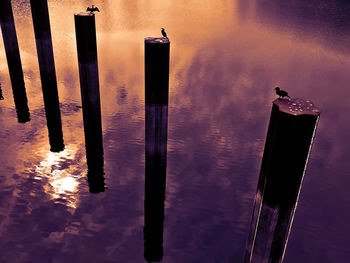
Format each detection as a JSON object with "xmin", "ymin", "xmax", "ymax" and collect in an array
[
  {"xmin": 74, "ymin": 13, "xmax": 104, "ymax": 193},
  {"xmin": 0, "ymin": 0, "xmax": 30, "ymax": 123},
  {"xmin": 245, "ymin": 98, "xmax": 320, "ymax": 263},
  {"xmin": 29, "ymin": 0, "xmax": 64, "ymax": 152},
  {"xmin": 145, "ymin": 37, "xmax": 170, "ymax": 105},
  {"xmin": 144, "ymin": 37, "xmax": 170, "ymax": 262}
]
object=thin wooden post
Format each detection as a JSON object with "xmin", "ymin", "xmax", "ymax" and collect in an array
[
  {"xmin": 144, "ymin": 37, "xmax": 170, "ymax": 262},
  {"xmin": 0, "ymin": 0, "xmax": 30, "ymax": 123},
  {"xmin": 245, "ymin": 98, "xmax": 320, "ymax": 263},
  {"xmin": 74, "ymin": 13, "xmax": 104, "ymax": 193},
  {"xmin": 30, "ymin": 0, "xmax": 64, "ymax": 152}
]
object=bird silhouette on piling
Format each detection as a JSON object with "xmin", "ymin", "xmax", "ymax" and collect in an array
[
  {"xmin": 161, "ymin": 28, "xmax": 168, "ymax": 38},
  {"xmin": 87, "ymin": 5, "xmax": 100, "ymax": 13},
  {"xmin": 275, "ymin": 87, "xmax": 290, "ymax": 99}
]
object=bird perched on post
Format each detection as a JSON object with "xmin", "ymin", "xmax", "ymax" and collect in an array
[
  {"xmin": 87, "ymin": 5, "xmax": 100, "ymax": 13},
  {"xmin": 161, "ymin": 28, "xmax": 168, "ymax": 38},
  {"xmin": 275, "ymin": 87, "xmax": 290, "ymax": 99}
]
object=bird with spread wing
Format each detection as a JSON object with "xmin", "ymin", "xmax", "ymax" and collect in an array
[{"xmin": 87, "ymin": 5, "xmax": 100, "ymax": 13}]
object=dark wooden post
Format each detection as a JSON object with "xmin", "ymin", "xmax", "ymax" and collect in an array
[
  {"xmin": 0, "ymin": 0, "xmax": 30, "ymax": 123},
  {"xmin": 30, "ymin": 0, "xmax": 64, "ymax": 152},
  {"xmin": 245, "ymin": 98, "xmax": 320, "ymax": 263},
  {"xmin": 145, "ymin": 38, "xmax": 170, "ymax": 105},
  {"xmin": 144, "ymin": 37, "xmax": 170, "ymax": 262},
  {"xmin": 75, "ymin": 13, "xmax": 104, "ymax": 193}
]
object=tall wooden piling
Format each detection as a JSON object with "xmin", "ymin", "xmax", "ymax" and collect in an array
[
  {"xmin": 144, "ymin": 37, "xmax": 170, "ymax": 262},
  {"xmin": 245, "ymin": 98, "xmax": 320, "ymax": 263},
  {"xmin": 75, "ymin": 13, "xmax": 104, "ymax": 193},
  {"xmin": 30, "ymin": 0, "xmax": 64, "ymax": 152},
  {"xmin": 0, "ymin": 0, "xmax": 30, "ymax": 123},
  {"xmin": 145, "ymin": 38, "xmax": 170, "ymax": 105}
]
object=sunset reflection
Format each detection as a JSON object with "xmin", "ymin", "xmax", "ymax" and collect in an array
[
  {"xmin": 34, "ymin": 145, "xmax": 82, "ymax": 209},
  {"xmin": 0, "ymin": 0, "xmax": 349, "ymax": 262}
]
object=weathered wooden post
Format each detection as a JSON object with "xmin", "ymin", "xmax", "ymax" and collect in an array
[
  {"xmin": 0, "ymin": 0, "xmax": 30, "ymax": 123},
  {"xmin": 75, "ymin": 13, "xmax": 104, "ymax": 193},
  {"xmin": 30, "ymin": 0, "xmax": 64, "ymax": 152},
  {"xmin": 245, "ymin": 98, "xmax": 320, "ymax": 263},
  {"xmin": 145, "ymin": 38, "xmax": 170, "ymax": 106},
  {"xmin": 144, "ymin": 37, "xmax": 170, "ymax": 262}
]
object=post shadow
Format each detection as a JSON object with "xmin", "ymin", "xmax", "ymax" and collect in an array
[
  {"xmin": 30, "ymin": 0, "xmax": 64, "ymax": 152},
  {"xmin": 244, "ymin": 98, "xmax": 320, "ymax": 263},
  {"xmin": 75, "ymin": 13, "xmax": 105, "ymax": 193},
  {"xmin": 144, "ymin": 37, "xmax": 170, "ymax": 262},
  {"xmin": 0, "ymin": 0, "xmax": 30, "ymax": 123}
]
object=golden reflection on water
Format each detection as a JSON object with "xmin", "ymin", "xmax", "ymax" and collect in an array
[{"xmin": 34, "ymin": 145, "xmax": 82, "ymax": 209}]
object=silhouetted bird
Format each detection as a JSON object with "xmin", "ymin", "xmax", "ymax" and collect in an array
[
  {"xmin": 87, "ymin": 5, "xmax": 100, "ymax": 13},
  {"xmin": 161, "ymin": 28, "xmax": 168, "ymax": 38},
  {"xmin": 275, "ymin": 87, "xmax": 290, "ymax": 99},
  {"xmin": 0, "ymin": 84, "xmax": 3, "ymax": 100}
]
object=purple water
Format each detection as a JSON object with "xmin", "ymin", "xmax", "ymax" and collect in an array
[{"xmin": 0, "ymin": 0, "xmax": 349, "ymax": 262}]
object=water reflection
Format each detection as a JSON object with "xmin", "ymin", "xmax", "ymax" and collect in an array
[
  {"xmin": 253, "ymin": 0, "xmax": 350, "ymax": 53},
  {"xmin": 85, "ymin": 122, "xmax": 105, "ymax": 193},
  {"xmin": 144, "ymin": 103, "xmax": 168, "ymax": 262},
  {"xmin": 84, "ymin": 103, "xmax": 105, "ymax": 193},
  {"xmin": 0, "ymin": 83, "xmax": 3, "ymax": 100},
  {"xmin": 0, "ymin": 0, "xmax": 349, "ymax": 262},
  {"xmin": 34, "ymin": 145, "xmax": 81, "ymax": 209},
  {"xmin": 0, "ymin": 0, "xmax": 30, "ymax": 123}
]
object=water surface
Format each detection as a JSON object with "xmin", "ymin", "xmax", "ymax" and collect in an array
[{"xmin": 0, "ymin": 0, "xmax": 350, "ymax": 262}]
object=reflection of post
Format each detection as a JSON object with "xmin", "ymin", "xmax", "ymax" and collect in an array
[
  {"xmin": 75, "ymin": 13, "xmax": 104, "ymax": 193},
  {"xmin": 30, "ymin": 0, "xmax": 64, "ymax": 152},
  {"xmin": 0, "ymin": 0, "xmax": 30, "ymax": 123},
  {"xmin": 245, "ymin": 98, "xmax": 320, "ymax": 263},
  {"xmin": 144, "ymin": 37, "xmax": 170, "ymax": 262},
  {"xmin": 0, "ymin": 84, "xmax": 3, "ymax": 100}
]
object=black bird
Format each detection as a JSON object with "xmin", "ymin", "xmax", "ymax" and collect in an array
[
  {"xmin": 87, "ymin": 5, "xmax": 100, "ymax": 13},
  {"xmin": 275, "ymin": 87, "xmax": 290, "ymax": 99},
  {"xmin": 161, "ymin": 28, "xmax": 168, "ymax": 38}
]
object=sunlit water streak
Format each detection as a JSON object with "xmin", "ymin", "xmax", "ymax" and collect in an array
[
  {"xmin": 34, "ymin": 145, "xmax": 82, "ymax": 210},
  {"xmin": 0, "ymin": 0, "xmax": 349, "ymax": 262}
]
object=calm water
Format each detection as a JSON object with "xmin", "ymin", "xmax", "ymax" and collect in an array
[{"xmin": 0, "ymin": 0, "xmax": 350, "ymax": 262}]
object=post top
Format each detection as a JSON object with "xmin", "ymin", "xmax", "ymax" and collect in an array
[
  {"xmin": 75, "ymin": 12, "xmax": 94, "ymax": 17},
  {"xmin": 273, "ymin": 98, "xmax": 321, "ymax": 116},
  {"xmin": 145, "ymin": 37, "xmax": 170, "ymax": 44}
]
